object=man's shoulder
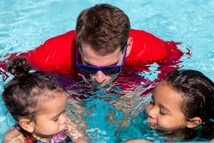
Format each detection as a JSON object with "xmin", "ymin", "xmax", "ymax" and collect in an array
[{"xmin": 47, "ymin": 30, "xmax": 76, "ymax": 42}]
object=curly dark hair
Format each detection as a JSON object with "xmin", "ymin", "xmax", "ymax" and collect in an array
[
  {"xmin": 163, "ymin": 69, "xmax": 214, "ymax": 140},
  {"xmin": 2, "ymin": 57, "xmax": 64, "ymax": 121},
  {"xmin": 76, "ymin": 4, "xmax": 130, "ymax": 55}
]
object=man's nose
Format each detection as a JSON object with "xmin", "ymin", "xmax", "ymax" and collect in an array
[{"xmin": 94, "ymin": 70, "xmax": 106, "ymax": 85}]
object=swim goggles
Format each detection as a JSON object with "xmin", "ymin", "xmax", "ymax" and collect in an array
[{"xmin": 76, "ymin": 43, "xmax": 127, "ymax": 75}]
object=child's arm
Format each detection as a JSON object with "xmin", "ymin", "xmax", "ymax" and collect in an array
[
  {"xmin": 74, "ymin": 138, "xmax": 89, "ymax": 143},
  {"xmin": 3, "ymin": 126, "xmax": 25, "ymax": 143},
  {"xmin": 125, "ymin": 140, "xmax": 151, "ymax": 143}
]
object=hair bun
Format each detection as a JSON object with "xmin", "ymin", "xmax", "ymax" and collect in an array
[{"xmin": 7, "ymin": 57, "xmax": 31, "ymax": 77}]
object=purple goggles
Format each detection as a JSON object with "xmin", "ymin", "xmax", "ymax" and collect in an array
[{"xmin": 76, "ymin": 43, "xmax": 127, "ymax": 75}]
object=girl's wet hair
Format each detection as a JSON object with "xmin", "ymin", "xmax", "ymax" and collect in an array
[
  {"xmin": 2, "ymin": 57, "xmax": 63, "ymax": 121},
  {"xmin": 163, "ymin": 69, "xmax": 214, "ymax": 139}
]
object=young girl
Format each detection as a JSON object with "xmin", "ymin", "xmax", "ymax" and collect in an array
[
  {"xmin": 120, "ymin": 69, "xmax": 214, "ymax": 142},
  {"xmin": 2, "ymin": 57, "xmax": 88, "ymax": 143}
]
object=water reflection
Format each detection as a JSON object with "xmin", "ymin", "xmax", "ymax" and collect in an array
[{"xmin": 56, "ymin": 67, "xmax": 158, "ymax": 142}]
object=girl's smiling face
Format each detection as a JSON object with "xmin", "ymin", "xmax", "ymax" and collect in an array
[{"xmin": 146, "ymin": 81, "xmax": 188, "ymax": 131}]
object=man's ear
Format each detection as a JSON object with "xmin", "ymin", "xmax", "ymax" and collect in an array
[
  {"xmin": 19, "ymin": 118, "xmax": 35, "ymax": 133},
  {"xmin": 78, "ymin": 46, "xmax": 83, "ymax": 54},
  {"xmin": 186, "ymin": 117, "xmax": 202, "ymax": 128},
  {"xmin": 125, "ymin": 37, "xmax": 133, "ymax": 57}
]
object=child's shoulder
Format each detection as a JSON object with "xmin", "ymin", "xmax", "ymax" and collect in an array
[{"xmin": 3, "ymin": 126, "xmax": 25, "ymax": 143}]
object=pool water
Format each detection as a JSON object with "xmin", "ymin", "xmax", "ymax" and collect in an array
[{"xmin": 1, "ymin": 0, "xmax": 214, "ymax": 142}]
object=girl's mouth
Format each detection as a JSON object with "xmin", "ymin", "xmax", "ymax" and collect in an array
[{"xmin": 148, "ymin": 122, "xmax": 158, "ymax": 129}]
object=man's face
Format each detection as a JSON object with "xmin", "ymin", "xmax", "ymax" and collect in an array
[{"xmin": 79, "ymin": 43, "xmax": 125, "ymax": 87}]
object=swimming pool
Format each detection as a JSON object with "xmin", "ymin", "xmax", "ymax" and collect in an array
[{"xmin": 1, "ymin": 0, "xmax": 214, "ymax": 142}]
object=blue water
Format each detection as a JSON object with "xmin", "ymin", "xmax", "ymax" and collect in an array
[{"xmin": 1, "ymin": 0, "xmax": 214, "ymax": 142}]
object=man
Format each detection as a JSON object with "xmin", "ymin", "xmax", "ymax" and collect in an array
[
  {"xmin": 1, "ymin": 4, "xmax": 183, "ymax": 87},
  {"xmin": 75, "ymin": 4, "xmax": 132, "ymax": 87}
]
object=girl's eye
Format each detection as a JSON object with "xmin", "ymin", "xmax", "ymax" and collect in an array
[
  {"xmin": 160, "ymin": 110, "xmax": 166, "ymax": 115},
  {"xmin": 53, "ymin": 117, "xmax": 59, "ymax": 121}
]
